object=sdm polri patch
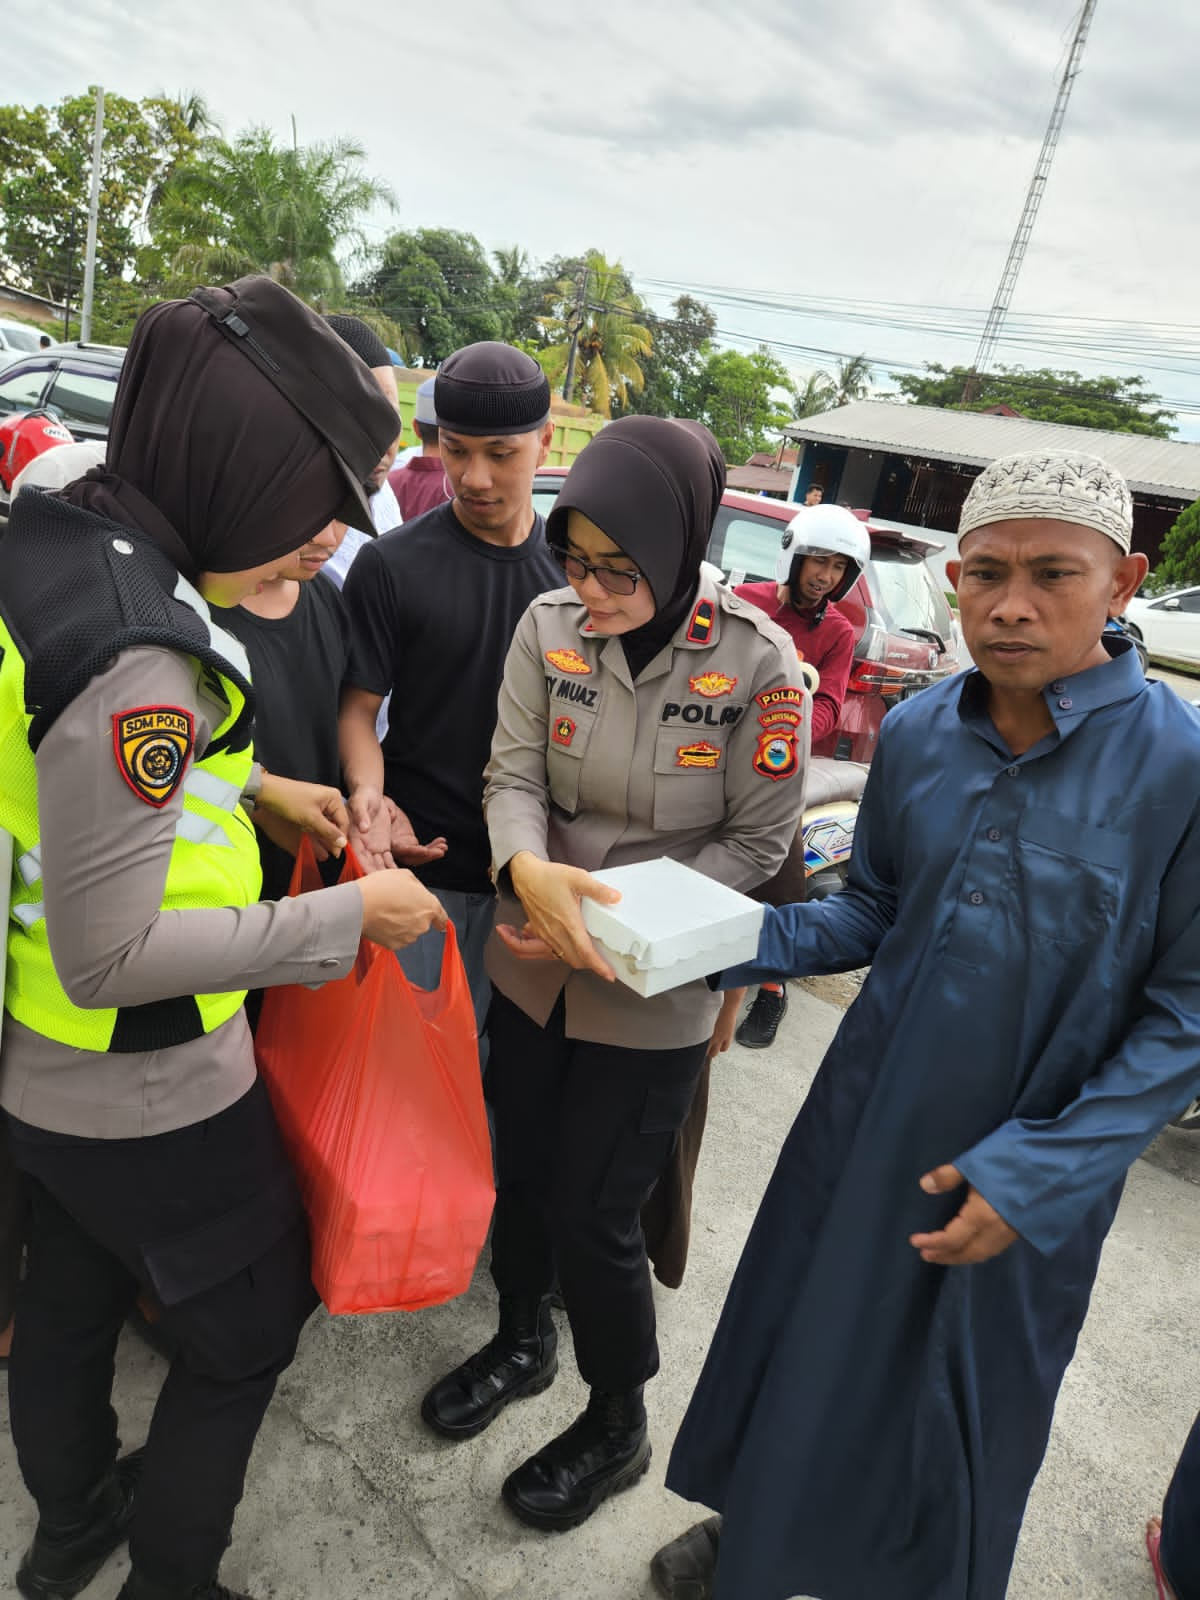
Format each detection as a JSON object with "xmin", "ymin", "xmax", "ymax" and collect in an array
[{"xmin": 112, "ymin": 706, "xmax": 195, "ymax": 808}]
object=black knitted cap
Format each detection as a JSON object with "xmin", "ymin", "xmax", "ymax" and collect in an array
[
  {"xmin": 434, "ymin": 342, "xmax": 551, "ymax": 436},
  {"xmin": 324, "ymin": 313, "xmax": 391, "ymax": 370}
]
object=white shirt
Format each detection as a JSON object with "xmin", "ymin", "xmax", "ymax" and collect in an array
[{"xmin": 323, "ymin": 481, "xmax": 404, "ymax": 591}]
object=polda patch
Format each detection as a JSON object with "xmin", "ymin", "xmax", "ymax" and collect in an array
[
  {"xmin": 112, "ymin": 706, "xmax": 194, "ymax": 808},
  {"xmin": 545, "ymin": 648, "xmax": 592, "ymax": 675},
  {"xmin": 552, "ymin": 716, "xmax": 577, "ymax": 748},
  {"xmin": 752, "ymin": 728, "xmax": 799, "ymax": 783},
  {"xmin": 755, "ymin": 685, "xmax": 805, "ymax": 715}
]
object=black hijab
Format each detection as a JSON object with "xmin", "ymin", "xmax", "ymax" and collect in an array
[
  {"xmin": 57, "ymin": 289, "xmax": 390, "ymax": 581},
  {"xmin": 546, "ymin": 417, "xmax": 726, "ymax": 678}
]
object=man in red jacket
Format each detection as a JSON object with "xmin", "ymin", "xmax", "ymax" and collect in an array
[{"xmin": 732, "ymin": 503, "xmax": 869, "ymax": 1048}]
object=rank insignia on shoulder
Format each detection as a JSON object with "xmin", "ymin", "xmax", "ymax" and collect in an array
[
  {"xmin": 685, "ymin": 600, "xmax": 715, "ymax": 644},
  {"xmin": 752, "ymin": 728, "xmax": 799, "ymax": 783},
  {"xmin": 689, "ymin": 671, "xmax": 737, "ymax": 698},
  {"xmin": 552, "ymin": 716, "xmax": 577, "ymax": 747},
  {"xmin": 676, "ymin": 740, "xmax": 722, "ymax": 770},
  {"xmin": 112, "ymin": 706, "xmax": 194, "ymax": 807},
  {"xmin": 545, "ymin": 647, "xmax": 592, "ymax": 675}
]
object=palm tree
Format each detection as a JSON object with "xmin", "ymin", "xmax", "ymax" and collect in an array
[
  {"xmin": 159, "ymin": 127, "xmax": 395, "ymax": 306},
  {"xmin": 792, "ymin": 369, "xmax": 837, "ymax": 420},
  {"xmin": 832, "ymin": 354, "xmax": 873, "ymax": 407},
  {"xmin": 542, "ymin": 252, "xmax": 652, "ymax": 416}
]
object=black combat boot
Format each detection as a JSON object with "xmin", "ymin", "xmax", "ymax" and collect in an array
[
  {"xmin": 16, "ymin": 1449, "xmax": 144, "ymax": 1599},
  {"xmin": 650, "ymin": 1516, "xmax": 722, "ymax": 1599},
  {"xmin": 117, "ymin": 1576, "xmax": 258, "ymax": 1600},
  {"xmin": 501, "ymin": 1386, "xmax": 651, "ymax": 1531},
  {"xmin": 420, "ymin": 1294, "xmax": 557, "ymax": 1440}
]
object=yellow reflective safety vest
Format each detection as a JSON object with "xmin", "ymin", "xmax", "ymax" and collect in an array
[{"xmin": 0, "ymin": 602, "xmax": 263, "ymax": 1054}]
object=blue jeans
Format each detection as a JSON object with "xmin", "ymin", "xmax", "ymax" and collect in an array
[
  {"xmin": 1162, "ymin": 1409, "xmax": 1200, "ymax": 1599},
  {"xmin": 396, "ymin": 888, "xmax": 496, "ymax": 1068}
]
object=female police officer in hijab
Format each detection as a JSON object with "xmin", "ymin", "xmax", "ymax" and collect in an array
[
  {"xmin": 421, "ymin": 416, "xmax": 808, "ymax": 1529},
  {"xmin": 0, "ymin": 277, "xmax": 446, "ymax": 1600}
]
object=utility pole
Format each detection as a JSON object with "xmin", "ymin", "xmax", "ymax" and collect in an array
[
  {"xmin": 961, "ymin": 0, "xmax": 1099, "ymax": 403},
  {"xmin": 79, "ymin": 85, "xmax": 105, "ymax": 345},
  {"xmin": 62, "ymin": 212, "xmax": 77, "ymax": 341},
  {"xmin": 562, "ymin": 264, "xmax": 589, "ymax": 403}
]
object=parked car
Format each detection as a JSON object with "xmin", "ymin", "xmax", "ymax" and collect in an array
[
  {"xmin": 0, "ymin": 342, "xmax": 125, "ymax": 441},
  {"xmin": 0, "ymin": 320, "xmax": 51, "ymax": 356},
  {"xmin": 532, "ymin": 470, "xmax": 962, "ymax": 762},
  {"xmin": 1124, "ymin": 586, "xmax": 1200, "ymax": 669},
  {"xmin": 0, "ymin": 343, "xmax": 124, "ymax": 523}
]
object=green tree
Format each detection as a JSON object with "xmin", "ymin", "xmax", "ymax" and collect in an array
[
  {"xmin": 539, "ymin": 251, "xmax": 652, "ymax": 416},
  {"xmin": 0, "ymin": 91, "xmax": 202, "ymax": 304},
  {"xmin": 792, "ymin": 368, "xmax": 838, "ymax": 420},
  {"xmin": 891, "ymin": 363, "xmax": 1177, "ymax": 438},
  {"xmin": 630, "ymin": 294, "xmax": 717, "ymax": 418},
  {"xmin": 1152, "ymin": 499, "xmax": 1200, "ymax": 591},
  {"xmin": 354, "ymin": 227, "xmax": 501, "ymax": 365},
  {"xmin": 832, "ymin": 354, "xmax": 873, "ymax": 406},
  {"xmin": 692, "ymin": 346, "xmax": 793, "ymax": 463},
  {"xmin": 158, "ymin": 128, "xmax": 394, "ymax": 306}
]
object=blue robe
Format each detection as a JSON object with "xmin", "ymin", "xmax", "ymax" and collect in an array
[{"xmin": 667, "ymin": 643, "xmax": 1200, "ymax": 1600}]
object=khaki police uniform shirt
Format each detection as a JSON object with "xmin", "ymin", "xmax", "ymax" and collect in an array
[
  {"xmin": 0, "ymin": 646, "xmax": 364, "ymax": 1138},
  {"xmin": 484, "ymin": 570, "xmax": 809, "ymax": 1050}
]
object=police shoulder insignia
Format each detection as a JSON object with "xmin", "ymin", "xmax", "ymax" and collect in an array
[
  {"xmin": 755, "ymin": 685, "xmax": 806, "ymax": 714},
  {"xmin": 689, "ymin": 671, "xmax": 738, "ymax": 699},
  {"xmin": 112, "ymin": 706, "xmax": 194, "ymax": 807},
  {"xmin": 545, "ymin": 647, "xmax": 592, "ymax": 675},
  {"xmin": 552, "ymin": 715, "xmax": 577, "ymax": 747},
  {"xmin": 752, "ymin": 728, "xmax": 799, "ymax": 782},
  {"xmin": 676, "ymin": 741, "xmax": 722, "ymax": 770},
  {"xmin": 685, "ymin": 600, "xmax": 716, "ymax": 644}
]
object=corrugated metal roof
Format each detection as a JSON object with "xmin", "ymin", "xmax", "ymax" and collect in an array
[
  {"xmin": 784, "ymin": 402, "xmax": 1200, "ymax": 500},
  {"xmin": 727, "ymin": 464, "xmax": 792, "ymax": 494}
]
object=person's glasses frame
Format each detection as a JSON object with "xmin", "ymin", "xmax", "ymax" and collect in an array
[{"xmin": 552, "ymin": 546, "xmax": 645, "ymax": 597}]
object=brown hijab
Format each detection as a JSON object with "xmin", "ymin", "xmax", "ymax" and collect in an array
[
  {"xmin": 547, "ymin": 416, "xmax": 726, "ymax": 676},
  {"xmin": 58, "ymin": 294, "xmax": 364, "ymax": 579}
]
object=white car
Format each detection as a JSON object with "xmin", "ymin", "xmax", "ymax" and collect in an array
[
  {"xmin": 1124, "ymin": 586, "xmax": 1200, "ymax": 667},
  {"xmin": 0, "ymin": 320, "xmax": 50, "ymax": 356}
]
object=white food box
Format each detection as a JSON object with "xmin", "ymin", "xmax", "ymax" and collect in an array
[{"xmin": 580, "ymin": 857, "xmax": 764, "ymax": 998}]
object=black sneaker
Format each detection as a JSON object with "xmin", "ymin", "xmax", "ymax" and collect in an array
[
  {"xmin": 650, "ymin": 1515, "xmax": 722, "ymax": 1598},
  {"xmin": 735, "ymin": 986, "xmax": 788, "ymax": 1050},
  {"xmin": 16, "ymin": 1449, "xmax": 144, "ymax": 1600}
]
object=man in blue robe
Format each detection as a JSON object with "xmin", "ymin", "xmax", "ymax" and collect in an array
[{"xmin": 653, "ymin": 450, "xmax": 1200, "ymax": 1600}]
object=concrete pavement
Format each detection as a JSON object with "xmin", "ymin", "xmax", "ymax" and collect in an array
[{"xmin": 0, "ymin": 984, "xmax": 1196, "ymax": 1599}]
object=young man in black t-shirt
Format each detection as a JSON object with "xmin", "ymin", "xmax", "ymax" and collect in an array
[
  {"xmin": 218, "ymin": 518, "xmax": 362, "ymax": 903},
  {"xmin": 339, "ymin": 343, "xmax": 561, "ymax": 1029}
]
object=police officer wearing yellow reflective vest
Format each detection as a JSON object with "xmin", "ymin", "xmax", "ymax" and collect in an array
[
  {"xmin": 421, "ymin": 417, "xmax": 809, "ymax": 1531},
  {"xmin": 0, "ymin": 278, "xmax": 446, "ymax": 1600}
]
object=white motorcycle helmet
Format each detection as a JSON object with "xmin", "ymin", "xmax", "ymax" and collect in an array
[{"xmin": 775, "ymin": 503, "xmax": 870, "ymax": 605}]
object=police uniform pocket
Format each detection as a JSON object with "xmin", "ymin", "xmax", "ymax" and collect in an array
[
  {"xmin": 652, "ymin": 725, "xmax": 728, "ymax": 831},
  {"xmin": 545, "ymin": 711, "xmax": 596, "ymax": 817},
  {"xmin": 596, "ymin": 1076, "xmax": 704, "ymax": 1209},
  {"xmin": 1013, "ymin": 807, "xmax": 1124, "ymax": 947}
]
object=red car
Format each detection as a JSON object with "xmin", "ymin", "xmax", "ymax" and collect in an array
[{"xmin": 533, "ymin": 471, "xmax": 961, "ymax": 764}]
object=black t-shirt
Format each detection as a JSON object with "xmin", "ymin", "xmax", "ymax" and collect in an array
[
  {"xmin": 218, "ymin": 576, "xmax": 358, "ymax": 902},
  {"xmin": 341, "ymin": 500, "xmax": 562, "ymax": 894}
]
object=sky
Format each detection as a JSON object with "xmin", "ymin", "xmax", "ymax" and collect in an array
[{"xmin": 8, "ymin": 0, "xmax": 1200, "ymax": 436}]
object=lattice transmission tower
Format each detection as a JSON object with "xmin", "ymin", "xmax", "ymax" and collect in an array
[{"xmin": 962, "ymin": 0, "xmax": 1100, "ymax": 400}]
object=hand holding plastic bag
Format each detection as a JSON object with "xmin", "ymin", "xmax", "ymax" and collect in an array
[{"xmin": 256, "ymin": 842, "xmax": 494, "ymax": 1314}]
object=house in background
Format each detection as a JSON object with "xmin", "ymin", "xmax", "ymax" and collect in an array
[
  {"xmin": 727, "ymin": 447, "xmax": 799, "ymax": 499},
  {"xmin": 0, "ymin": 285, "xmax": 66, "ymax": 333},
  {"xmin": 783, "ymin": 401, "xmax": 1200, "ymax": 566}
]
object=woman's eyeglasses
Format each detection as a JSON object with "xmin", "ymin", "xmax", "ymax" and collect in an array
[{"xmin": 552, "ymin": 547, "xmax": 645, "ymax": 597}]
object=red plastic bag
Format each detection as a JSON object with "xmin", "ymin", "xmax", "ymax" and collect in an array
[{"xmin": 255, "ymin": 842, "xmax": 494, "ymax": 1314}]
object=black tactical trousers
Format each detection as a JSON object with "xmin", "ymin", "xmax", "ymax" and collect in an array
[
  {"xmin": 488, "ymin": 990, "xmax": 707, "ymax": 1394},
  {"xmin": 5, "ymin": 1079, "xmax": 316, "ymax": 1589}
]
